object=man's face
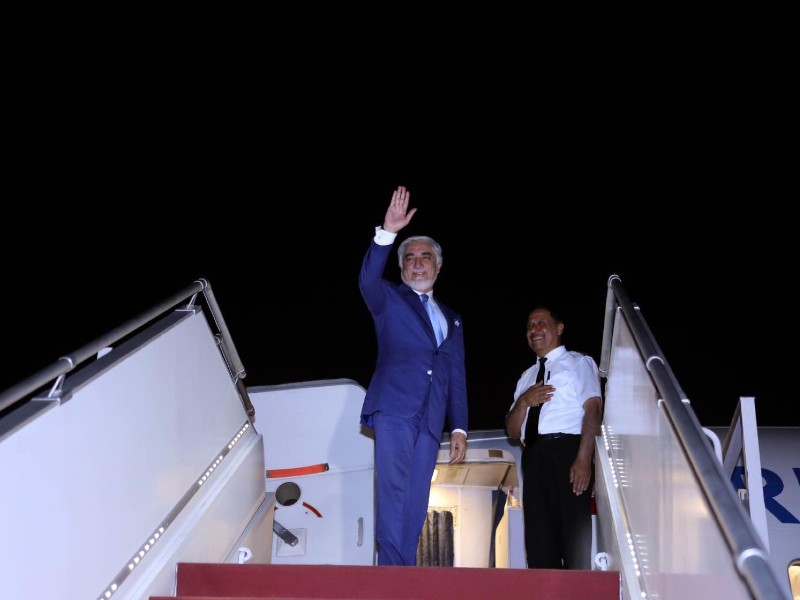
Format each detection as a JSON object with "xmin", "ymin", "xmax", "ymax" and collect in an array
[
  {"xmin": 401, "ymin": 241, "xmax": 440, "ymax": 293},
  {"xmin": 526, "ymin": 309, "xmax": 563, "ymax": 356}
]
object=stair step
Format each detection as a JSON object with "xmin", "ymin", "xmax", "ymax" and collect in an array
[{"xmin": 156, "ymin": 562, "xmax": 620, "ymax": 600}]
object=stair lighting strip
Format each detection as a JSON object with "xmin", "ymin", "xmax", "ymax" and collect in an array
[
  {"xmin": 96, "ymin": 421, "xmax": 252, "ymax": 600},
  {"xmin": 601, "ymin": 424, "xmax": 651, "ymax": 600}
]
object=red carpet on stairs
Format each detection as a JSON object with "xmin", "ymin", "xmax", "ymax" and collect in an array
[{"xmin": 150, "ymin": 562, "xmax": 620, "ymax": 600}]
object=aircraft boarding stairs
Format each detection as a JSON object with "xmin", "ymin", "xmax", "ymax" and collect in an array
[{"xmin": 1, "ymin": 277, "xmax": 787, "ymax": 600}]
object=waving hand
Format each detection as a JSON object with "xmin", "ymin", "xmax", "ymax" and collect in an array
[{"xmin": 382, "ymin": 185, "xmax": 417, "ymax": 233}]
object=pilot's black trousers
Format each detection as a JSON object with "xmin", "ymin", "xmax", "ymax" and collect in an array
[{"xmin": 521, "ymin": 434, "xmax": 593, "ymax": 570}]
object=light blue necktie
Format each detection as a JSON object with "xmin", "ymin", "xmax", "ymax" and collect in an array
[{"xmin": 421, "ymin": 294, "xmax": 444, "ymax": 346}]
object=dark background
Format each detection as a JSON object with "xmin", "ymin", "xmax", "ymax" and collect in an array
[
  {"xmin": 2, "ymin": 164, "xmax": 791, "ymax": 431},
  {"xmin": 2, "ymin": 60, "xmax": 792, "ymax": 430}
]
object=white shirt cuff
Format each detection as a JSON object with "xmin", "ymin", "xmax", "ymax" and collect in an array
[{"xmin": 374, "ymin": 226, "xmax": 397, "ymax": 246}]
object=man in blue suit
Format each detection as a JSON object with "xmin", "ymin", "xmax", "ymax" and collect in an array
[{"xmin": 359, "ymin": 184, "xmax": 469, "ymax": 566}]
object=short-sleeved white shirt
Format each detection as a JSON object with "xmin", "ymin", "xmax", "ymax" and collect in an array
[{"xmin": 509, "ymin": 345, "xmax": 601, "ymax": 444}]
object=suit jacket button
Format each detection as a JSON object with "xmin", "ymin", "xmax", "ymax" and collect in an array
[{"xmin": 427, "ymin": 370, "xmax": 433, "ymax": 375}]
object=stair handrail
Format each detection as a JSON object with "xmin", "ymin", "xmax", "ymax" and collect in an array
[
  {"xmin": 600, "ymin": 274, "xmax": 788, "ymax": 600},
  {"xmin": 0, "ymin": 278, "xmax": 254, "ymax": 422}
]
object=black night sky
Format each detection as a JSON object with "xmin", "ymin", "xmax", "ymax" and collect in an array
[{"xmin": 2, "ymin": 78, "xmax": 793, "ymax": 431}]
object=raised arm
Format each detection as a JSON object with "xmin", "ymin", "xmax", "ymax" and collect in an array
[{"xmin": 382, "ymin": 185, "xmax": 417, "ymax": 233}]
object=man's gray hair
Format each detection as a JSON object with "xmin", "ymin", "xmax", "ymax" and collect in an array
[{"xmin": 397, "ymin": 235, "xmax": 443, "ymax": 268}]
